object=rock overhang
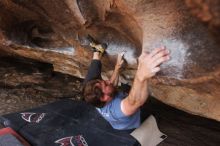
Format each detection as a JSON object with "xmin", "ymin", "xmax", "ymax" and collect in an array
[{"xmin": 0, "ymin": 0, "xmax": 220, "ymax": 121}]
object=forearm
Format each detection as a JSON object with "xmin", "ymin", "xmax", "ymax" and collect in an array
[
  {"xmin": 110, "ymin": 67, "xmax": 120, "ymax": 86},
  {"xmin": 129, "ymin": 71, "xmax": 149, "ymax": 104},
  {"xmin": 121, "ymin": 71, "xmax": 149, "ymax": 115},
  {"xmin": 110, "ymin": 52, "xmax": 125, "ymax": 86},
  {"xmin": 128, "ymin": 74, "xmax": 149, "ymax": 106}
]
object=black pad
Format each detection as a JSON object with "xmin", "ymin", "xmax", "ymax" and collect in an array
[{"xmin": 0, "ymin": 99, "xmax": 140, "ymax": 146}]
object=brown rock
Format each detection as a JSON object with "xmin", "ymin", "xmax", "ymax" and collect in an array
[
  {"xmin": 0, "ymin": 0, "xmax": 219, "ymax": 121},
  {"xmin": 185, "ymin": 0, "xmax": 220, "ymax": 40}
]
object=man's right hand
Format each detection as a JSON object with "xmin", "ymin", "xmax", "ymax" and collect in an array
[
  {"xmin": 136, "ymin": 47, "xmax": 170, "ymax": 81},
  {"xmin": 121, "ymin": 47, "xmax": 170, "ymax": 116}
]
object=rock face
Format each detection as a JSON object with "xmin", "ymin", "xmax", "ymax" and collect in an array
[
  {"xmin": 0, "ymin": 55, "xmax": 82, "ymax": 115},
  {"xmin": 0, "ymin": 0, "xmax": 219, "ymax": 121}
]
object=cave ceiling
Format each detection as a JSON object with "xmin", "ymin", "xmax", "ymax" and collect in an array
[{"xmin": 0, "ymin": 0, "xmax": 220, "ymax": 121}]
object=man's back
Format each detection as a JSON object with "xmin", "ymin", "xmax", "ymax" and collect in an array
[{"xmin": 96, "ymin": 92, "xmax": 140, "ymax": 130}]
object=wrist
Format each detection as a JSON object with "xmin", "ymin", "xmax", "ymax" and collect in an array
[
  {"xmin": 114, "ymin": 65, "xmax": 121, "ymax": 71},
  {"xmin": 135, "ymin": 70, "xmax": 150, "ymax": 82},
  {"xmin": 135, "ymin": 73, "xmax": 145, "ymax": 82}
]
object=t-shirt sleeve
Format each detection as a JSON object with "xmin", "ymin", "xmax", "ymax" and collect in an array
[{"xmin": 98, "ymin": 92, "xmax": 140, "ymax": 129}]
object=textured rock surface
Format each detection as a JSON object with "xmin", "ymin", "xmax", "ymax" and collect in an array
[
  {"xmin": 185, "ymin": 0, "xmax": 220, "ymax": 41},
  {"xmin": 0, "ymin": 55, "xmax": 82, "ymax": 115},
  {"xmin": 0, "ymin": 0, "xmax": 219, "ymax": 121}
]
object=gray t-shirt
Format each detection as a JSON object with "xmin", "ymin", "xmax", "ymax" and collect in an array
[{"xmin": 96, "ymin": 92, "xmax": 140, "ymax": 130}]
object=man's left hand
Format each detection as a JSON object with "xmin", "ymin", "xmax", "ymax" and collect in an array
[{"xmin": 115, "ymin": 51, "xmax": 125, "ymax": 70}]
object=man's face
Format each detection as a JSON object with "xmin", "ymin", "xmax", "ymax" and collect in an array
[{"xmin": 95, "ymin": 80, "xmax": 116, "ymax": 102}]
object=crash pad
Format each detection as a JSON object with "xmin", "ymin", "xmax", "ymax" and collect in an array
[{"xmin": 0, "ymin": 99, "xmax": 140, "ymax": 146}]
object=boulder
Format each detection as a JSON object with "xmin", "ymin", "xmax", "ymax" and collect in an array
[{"xmin": 0, "ymin": 0, "xmax": 219, "ymax": 121}]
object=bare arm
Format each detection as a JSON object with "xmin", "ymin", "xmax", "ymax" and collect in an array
[
  {"xmin": 110, "ymin": 52, "xmax": 125, "ymax": 86},
  {"xmin": 121, "ymin": 47, "xmax": 170, "ymax": 116},
  {"xmin": 110, "ymin": 67, "xmax": 120, "ymax": 86}
]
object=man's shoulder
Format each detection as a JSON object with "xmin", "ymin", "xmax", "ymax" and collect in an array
[
  {"xmin": 106, "ymin": 92, "xmax": 127, "ymax": 108},
  {"xmin": 97, "ymin": 92, "xmax": 124, "ymax": 111},
  {"xmin": 114, "ymin": 92, "xmax": 127, "ymax": 99}
]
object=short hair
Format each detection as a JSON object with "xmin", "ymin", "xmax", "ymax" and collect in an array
[{"xmin": 83, "ymin": 79, "xmax": 106, "ymax": 108}]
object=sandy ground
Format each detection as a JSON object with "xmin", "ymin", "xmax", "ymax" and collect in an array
[{"xmin": 0, "ymin": 55, "xmax": 219, "ymax": 146}]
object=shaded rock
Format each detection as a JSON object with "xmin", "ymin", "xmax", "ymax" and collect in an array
[
  {"xmin": 185, "ymin": 0, "xmax": 220, "ymax": 41},
  {"xmin": 0, "ymin": 55, "xmax": 82, "ymax": 115}
]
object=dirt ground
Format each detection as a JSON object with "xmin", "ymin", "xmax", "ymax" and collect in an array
[{"xmin": 0, "ymin": 55, "xmax": 219, "ymax": 146}]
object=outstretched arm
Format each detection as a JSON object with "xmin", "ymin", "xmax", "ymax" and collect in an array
[
  {"xmin": 121, "ymin": 47, "xmax": 170, "ymax": 116},
  {"xmin": 110, "ymin": 52, "xmax": 125, "ymax": 86}
]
